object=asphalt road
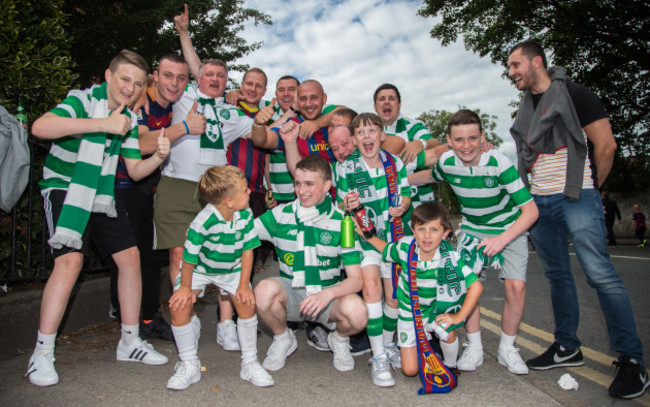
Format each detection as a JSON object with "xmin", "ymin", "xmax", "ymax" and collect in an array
[{"xmin": 0, "ymin": 242, "xmax": 648, "ymax": 406}]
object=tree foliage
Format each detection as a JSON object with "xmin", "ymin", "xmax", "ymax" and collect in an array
[
  {"xmin": 418, "ymin": 107, "xmax": 502, "ymax": 147},
  {"xmin": 64, "ymin": 0, "xmax": 272, "ymax": 86},
  {"xmin": 0, "ymin": 0, "xmax": 77, "ymax": 123},
  {"xmin": 418, "ymin": 0, "xmax": 650, "ymax": 192}
]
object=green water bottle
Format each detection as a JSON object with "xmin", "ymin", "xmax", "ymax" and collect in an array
[
  {"xmin": 341, "ymin": 211, "xmax": 355, "ymax": 248},
  {"xmin": 16, "ymin": 98, "xmax": 28, "ymax": 130}
]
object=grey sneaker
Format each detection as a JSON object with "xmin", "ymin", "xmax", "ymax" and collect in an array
[
  {"xmin": 262, "ymin": 329, "xmax": 298, "ymax": 371},
  {"xmin": 306, "ymin": 324, "xmax": 330, "ymax": 352},
  {"xmin": 385, "ymin": 342, "xmax": 401, "ymax": 369},
  {"xmin": 327, "ymin": 332, "xmax": 354, "ymax": 372},
  {"xmin": 457, "ymin": 342, "xmax": 483, "ymax": 371},
  {"xmin": 167, "ymin": 359, "xmax": 201, "ymax": 390},
  {"xmin": 216, "ymin": 320, "xmax": 240, "ymax": 351},
  {"xmin": 370, "ymin": 354, "xmax": 395, "ymax": 387},
  {"xmin": 26, "ymin": 349, "xmax": 59, "ymax": 387},
  {"xmin": 240, "ymin": 360, "xmax": 274, "ymax": 387}
]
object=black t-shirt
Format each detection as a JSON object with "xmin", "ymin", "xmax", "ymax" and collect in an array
[{"xmin": 532, "ymin": 81, "xmax": 608, "ymax": 187}]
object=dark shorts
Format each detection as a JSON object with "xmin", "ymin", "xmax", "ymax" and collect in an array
[{"xmin": 43, "ymin": 189, "xmax": 136, "ymax": 259}]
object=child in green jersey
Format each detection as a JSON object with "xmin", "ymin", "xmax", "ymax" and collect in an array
[
  {"xmin": 410, "ymin": 109, "xmax": 539, "ymax": 376},
  {"xmin": 362, "ymin": 202, "xmax": 483, "ymax": 378},
  {"xmin": 167, "ymin": 165, "xmax": 273, "ymax": 390},
  {"xmin": 336, "ymin": 113, "xmax": 411, "ymax": 387}
]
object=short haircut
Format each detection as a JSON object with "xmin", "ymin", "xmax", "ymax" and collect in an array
[
  {"xmin": 198, "ymin": 165, "xmax": 245, "ymax": 204},
  {"xmin": 411, "ymin": 202, "xmax": 452, "ymax": 230},
  {"xmin": 243, "ymin": 67, "xmax": 268, "ymax": 87},
  {"xmin": 295, "ymin": 155, "xmax": 332, "ymax": 182},
  {"xmin": 510, "ymin": 39, "xmax": 548, "ymax": 69},
  {"xmin": 447, "ymin": 109, "xmax": 483, "ymax": 134},
  {"xmin": 333, "ymin": 108, "xmax": 358, "ymax": 124},
  {"xmin": 373, "ymin": 83, "xmax": 401, "ymax": 104},
  {"xmin": 199, "ymin": 59, "xmax": 228, "ymax": 76},
  {"xmin": 299, "ymin": 79, "xmax": 324, "ymax": 94},
  {"xmin": 109, "ymin": 49, "xmax": 149, "ymax": 74},
  {"xmin": 277, "ymin": 75, "xmax": 300, "ymax": 87},
  {"xmin": 351, "ymin": 112, "xmax": 383, "ymax": 132},
  {"xmin": 634, "ymin": 204, "xmax": 641, "ymax": 211},
  {"xmin": 158, "ymin": 53, "xmax": 187, "ymax": 68}
]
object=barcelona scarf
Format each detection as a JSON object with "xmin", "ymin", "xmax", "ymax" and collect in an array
[
  {"xmin": 407, "ymin": 240, "xmax": 457, "ymax": 394},
  {"xmin": 381, "ymin": 150, "xmax": 405, "ymax": 299}
]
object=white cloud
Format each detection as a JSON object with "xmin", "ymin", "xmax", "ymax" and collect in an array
[{"xmin": 234, "ymin": 0, "xmax": 520, "ymax": 143}]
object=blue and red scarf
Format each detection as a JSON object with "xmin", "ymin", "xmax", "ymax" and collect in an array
[
  {"xmin": 381, "ymin": 150, "xmax": 405, "ymax": 299},
  {"xmin": 407, "ymin": 240, "xmax": 457, "ymax": 394}
]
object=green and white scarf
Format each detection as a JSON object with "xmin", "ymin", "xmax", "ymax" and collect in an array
[
  {"xmin": 197, "ymin": 93, "xmax": 225, "ymax": 165},
  {"xmin": 291, "ymin": 198, "xmax": 334, "ymax": 294},
  {"xmin": 457, "ymin": 232, "xmax": 504, "ymax": 276},
  {"xmin": 49, "ymin": 83, "xmax": 122, "ymax": 249}
]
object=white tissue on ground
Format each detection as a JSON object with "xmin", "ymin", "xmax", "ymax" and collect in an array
[{"xmin": 557, "ymin": 373, "xmax": 579, "ymax": 391}]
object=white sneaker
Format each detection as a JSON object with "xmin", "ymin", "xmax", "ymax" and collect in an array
[
  {"xmin": 457, "ymin": 342, "xmax": 483, "ymax": 371},
  {"xmin": 327, "ymin": 332, "xmax": 354, "ymax": 372},
  {"xmin": 116, "ymin": 337, "xmax": 168, "ymax": 365},
  {"xmin": 498, "ymin": 345, "xmax": 529, "ymax": 375},
  {"xmin": 240, "ymin": 360, "xmax": 274, "ymax": 387},
  {"xmin": 370, "ymin": 354, "xmax": 395, "ymax": 387},
  {"xmin": 384, "ymin": 342, "xmax": 401, "ymax": 369},
  {"xmin": 262, "ymin": 329, "xmax": 298, "ymax": 371},
  {"xmin": 167, "ymin": 360, "xmax": 201, "ymax": 390},
  {"xmin": 216, "ymin": 320, "xmax": 240, "ymax": 351},
  {"xmin": 26, "ymin": 349, "xmax": 59, "ymax": 386}
]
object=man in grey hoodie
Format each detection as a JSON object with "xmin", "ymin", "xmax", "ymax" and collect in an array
[{"xmin": 508, "ymin": 39, "xmax": 647, "ymax": 400}]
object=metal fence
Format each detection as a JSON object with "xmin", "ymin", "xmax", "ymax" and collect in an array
[{"xmin": 1, "ymin": 138, "xmax": 108, "ymax": 289}]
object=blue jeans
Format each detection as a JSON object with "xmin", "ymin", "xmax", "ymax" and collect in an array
[{"xmin": 529, "ymin": 189, "xmax": 644, "ymax": 365}]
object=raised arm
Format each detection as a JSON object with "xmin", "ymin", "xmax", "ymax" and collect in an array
[
  {"xmin": 279, "ymin": 120, "xmax": 301, "ymax": 176},
  {"xmin": 175, "ymin": 4, "xmax": 200, "ymax": 79},
  {"xmin": 32, "ymin": 109, "xmax": 131, "ymax": 140}
]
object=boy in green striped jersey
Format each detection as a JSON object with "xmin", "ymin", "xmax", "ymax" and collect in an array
[
  {"xmin": 167, "ymin": 165, "xmax": 273, "ymax": 390},
  {"xmin": 362, "ymin": 202, "xmax": 483, "ymax": 376},
  {"xmin": 26, "ymin": 50, "xmax": 170, "ymax": 387},
  {"xmin": 411, "ymin": 109, "xmax": 538, "ymax": 375},
  {"xmin": 337, "ymin": 113, "xmax": 412, "ymax": 387},
  {"xmin": 254, "ymin": 155, "xmax": 367, "ymax": 375}
]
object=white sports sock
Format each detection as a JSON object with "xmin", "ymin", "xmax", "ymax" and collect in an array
[
  {"xmin": 172, "ymin": 323, "xmax": 198, "ymax": 362},
  {"xmin": 440, "ymin": 337, "xmax": 459, "ymax": 368},
  {"xmin": 499, "ymin": 330, "xmax": 517, "ymax": 350},
  {"xmin": 237, "ymin": 316, "xmax": 259, "ymax": 365},
  {"xmin": 121, "ymin": 323, "xmax": 139, "ymax": 345},
  {"xmin": 382, "ymin": 303, "xmax": 398, "ymax": 345},
  {"xmin": 36, "ymin": 331, "xmax": 56, "ymax": 351},
  {"xmin": 366, "ymin": 301, "xmax": 384, "ymax": 358},
  {"xmin": 466, "ymin": 331, "xmax": 483, "ymax": 349},
  {"xmin": 274, "ymin": 327, "xmax": 290, "ymax": 341}
]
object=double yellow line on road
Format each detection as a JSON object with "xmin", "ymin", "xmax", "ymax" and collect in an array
[{"xmin": 480, "ymin": 307, "xmax": 650, "ymax": 406}]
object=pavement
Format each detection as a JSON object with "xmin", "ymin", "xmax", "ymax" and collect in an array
[{"xmin": 1, "ymin": 239, "xmax": 648, "ymax": 406}]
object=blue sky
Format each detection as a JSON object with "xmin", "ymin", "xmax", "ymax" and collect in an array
[{"xmin": 236, "ymin": 0, "xmax": 518, "ymax": 154}]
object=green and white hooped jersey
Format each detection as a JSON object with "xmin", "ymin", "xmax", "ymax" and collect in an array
[
  {"xmin": 268, "ymin": 104, "xmax": 338, "ymax": 201},
  {"xmin": 40, "ymin": 84, "xmax": 141, "ymax": 193},
  {"xmin": 384, "ymin": 113, "xmax": 433, "ymax": 143},
  {"xmin": 183, "ymin": 205, "xmax": 260, "ymax": 276},
  {"xmin": 335, "ymin": 150, "xmax": 411, "ymax": 252},
  {"xmin": 254, "ymin": 201, "xmax": 361, "ymax": 286},
  {"xmin": 431, "ymin": 149, "xmax": 533, "ymax": 235},
  {"xmin": 405, "ymin": 150, "xmax": 435, "ymax": 207},
  {"xmin": 383, "ymin": 236, "xmax": 478, "ymax": 326}
]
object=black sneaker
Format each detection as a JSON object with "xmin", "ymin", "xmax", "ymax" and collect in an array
[
  {"xmin": 526, "ymin": 342, "xmax": 584, "ymax": 370},
  {"xmin": 608, "ymin": 357, "xmax": 650, "ymax": 399},
  {"xmin": 140, "ymin": 312, "xmax": 174, "ymax": 341},
  {"xmin": 350, "ymin": 332, "xmax": 371, "ymax": 356}
]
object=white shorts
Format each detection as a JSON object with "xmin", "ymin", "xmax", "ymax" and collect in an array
[
  {"xmin": 173, "ymin": 271, "xmax": 247, "ymax": 296},
  {"xmin": 397, "ymin": 318, "xmax": 432, "ymax": 348},
  {"xmin": 273, "ymin": 277, "xmax": 337, "ymax": 330},
  {"xmin": 361, "ymin": 249, "xmax": 393, "ymax": 279}
]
